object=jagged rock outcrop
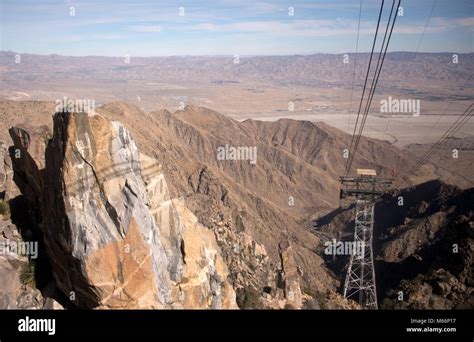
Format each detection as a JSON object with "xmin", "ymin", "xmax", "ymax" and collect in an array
[
  {"xmin": 0, "ymin": 140, "xmax": 19, "ymax": 201},
  {"xmin": 9, "ymin": 125, "xmax": 51, "ymax": 212},
  {"xmin": 0, "ymin": 140, "xmax": 45, "ymax": 309},
  {"xmin": 26, "ymin": 111, "xmax": 237, "ymax": 309},
  {"xmin": 0, "ymin": 213, "xmax": 45, "ymax": 309},
  {"xmin": 2, "ymin": 112, "xmax": 237, "ymax": 309},
  {"xmin": 278, "ymin": 240, "xmax": 303, "ymax": 309},
  {"xmin": 173, "ymin": 199, "xmax": 237, "ymax": 309},
  {"xmin": 41, "ymin": 112, "xmax": 166, "ymax": 308},
  {"xmin": 383, "ymin": 268, "xmax": 474, "ymax": 309}
]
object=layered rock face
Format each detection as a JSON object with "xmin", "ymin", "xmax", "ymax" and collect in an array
[
  {"xmin": 173, "ymin": 199, "xmax": 237, "ymax": 309},
  {"xmin": 10, "ymin": 112, "xmax": 236, "ymax": 309}
]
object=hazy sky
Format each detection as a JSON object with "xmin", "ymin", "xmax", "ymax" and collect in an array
[{"xmin": 0, "ymin": 0, "xmax": 472, "ymax": 56}]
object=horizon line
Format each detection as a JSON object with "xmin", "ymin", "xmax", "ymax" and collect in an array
[{"xmin": 1, "ymin": 50, "xmax": 472, "ymax": 59}]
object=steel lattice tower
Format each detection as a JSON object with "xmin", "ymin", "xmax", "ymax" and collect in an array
[
  {"xmin": 339, "ymin": 169, "xmax": 392, "ymax": 309},
  {"xmin": 343, "ymin": 199, "xmax": 377, "ymax": 309}
]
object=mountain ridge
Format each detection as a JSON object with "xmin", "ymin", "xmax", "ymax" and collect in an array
[{"xmin": 0, "ymin": 99, "xmax": 470, "ymax": 308}]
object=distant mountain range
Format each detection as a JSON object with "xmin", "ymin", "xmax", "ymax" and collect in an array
[{"xmin": 1, "ymin": 51, "xmax": 473, "ymax": 89}]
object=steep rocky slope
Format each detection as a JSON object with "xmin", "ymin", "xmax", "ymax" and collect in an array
[
  {"xmin": 0, "ymin": 141, "xmax": 50, "ymax": 309},
  {"xmin": 405, "ymin": 137, "xmax": 474, "ymax": 189},
  {"xmin": 316, "ymin": 180, "xmax": 474, "ymax": 309}
]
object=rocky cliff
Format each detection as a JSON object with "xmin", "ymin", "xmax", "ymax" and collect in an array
[{"xmin": 5, "ymin": 112, "xmax": 237, "ymax": 309}]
